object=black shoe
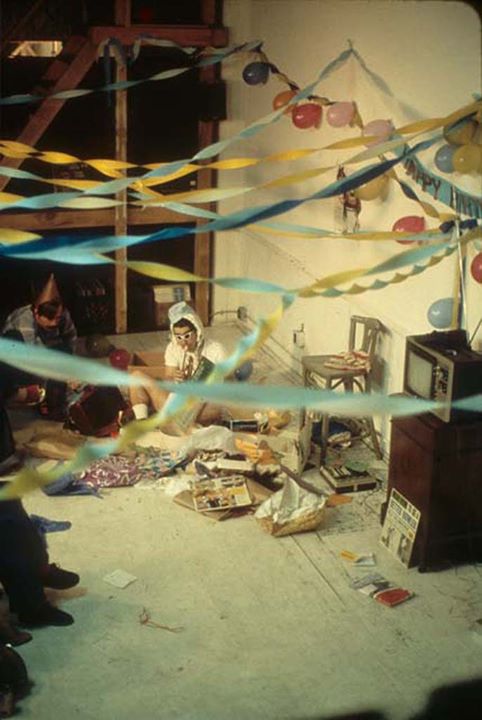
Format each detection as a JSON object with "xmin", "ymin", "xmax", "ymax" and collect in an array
[
  {"xmin": 40, "ymin": 564, "xmax": 80, "ymax": 590},
  {"xmin": 0, "ymin": 623, "xmax": 32, "ymax": 647},
  {"xmin": 18, "ymin": 603, "xmax": 74, "ymax": 628}
]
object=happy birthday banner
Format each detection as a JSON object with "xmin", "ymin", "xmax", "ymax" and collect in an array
[{"xmin": 402, "ymin": 154, "xmax": 482, "ymax": 219}]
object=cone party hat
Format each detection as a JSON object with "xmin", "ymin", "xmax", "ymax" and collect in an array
[{"xmin": 34, "ymin": 274, "xmax": 62, "ymax": 306}]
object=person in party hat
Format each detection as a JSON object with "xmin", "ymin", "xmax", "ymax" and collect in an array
[
  {"xmin": 2, "ymin": 274, "xmax": 77, "ymax": 419},
  {"xmin": 3, "ymin": 274, "xmax": 76, "ymax": 352}
]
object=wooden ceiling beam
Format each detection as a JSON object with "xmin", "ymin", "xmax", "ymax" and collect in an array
[
  {"xmin": 0, "ymin": 35, "xmax": 98, "ymax": 192},
  {"xmin": 89, "ymin": 25, "xmax": 228, "ymax": 48},
  {"xmin": 0, "ymin": 206, "xmax": 199, "ymax": 231}
]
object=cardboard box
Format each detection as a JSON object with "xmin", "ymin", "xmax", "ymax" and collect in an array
[
  {"xmin": 152, "ymin": 284, "xmax": 191, "ymax": 328},
  {"xmin": 128, "ymin": 351, "xmax": 167, "ymax": 380},
  {"xmin": 173, "ymin": 478, "xmax": 272, "ymax": 521}
]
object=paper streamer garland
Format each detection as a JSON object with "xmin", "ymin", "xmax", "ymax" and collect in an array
[{"xmin": 0, "ymin": 39, "xmax": 263, "ymax": 107}]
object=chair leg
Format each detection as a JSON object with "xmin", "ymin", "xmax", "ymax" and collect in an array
[
  {"xmin": 320, "ymin": 413, "xmax": 330, "ymax": 465},
  {"xmin": 319, "ymin": 379, "xmax": 333, "ymax": 467},
  {"xmin": 366, "ymin": 417, "xmax": 383, "ymax": 459}
]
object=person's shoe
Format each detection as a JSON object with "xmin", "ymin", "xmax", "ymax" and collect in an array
[
  {"xmin": 17, "ymin": 603, "xmax": 74, "ymax": 628},
  {"xmin": 39, "ymin": 564, "xmax": 80, "ymax": 590},
  {"xmin": 0, "ymin": 622, "xmax": 32, "ymax": 647},
  {"xmin": 0, "ymin": 453, "xmax": 24, "ymax": 477}
]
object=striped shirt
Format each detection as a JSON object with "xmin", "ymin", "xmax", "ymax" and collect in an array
[{"xmin": 2, "ymin": 305, "xmax": 77, "ymax": 352}]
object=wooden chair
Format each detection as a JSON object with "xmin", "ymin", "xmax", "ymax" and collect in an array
[{"xmin": 302, "ymin": 315, "xmax": 383, "ymax": 464}]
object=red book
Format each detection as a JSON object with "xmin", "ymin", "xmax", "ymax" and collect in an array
[{"xmin": 374, "ymin": 587, "xmax": 413, "ymax": 607}]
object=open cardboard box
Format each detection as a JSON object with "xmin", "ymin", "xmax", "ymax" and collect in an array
[
  {"xmin": 128, "ymin": 351, "xmax": 167, "ymax": 380},
  {"xmin": 174, "ymin": 477, "xmax": 272, "ymax": 521}
]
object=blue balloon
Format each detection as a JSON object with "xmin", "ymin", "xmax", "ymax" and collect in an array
[
  {"xmin": 242, "ymin": 62, "xmax": 270, "ymax": 86},
  {"xmin": 234, "ymin": 360, "xmax": 253, "ymax": 381},
  {"xmin": 434, "ymin": 144, "xmax": 455, "ymax": 174},
  {"xmin": 427, "ymin": 297, "xmax": 454, "ymax": 329}
]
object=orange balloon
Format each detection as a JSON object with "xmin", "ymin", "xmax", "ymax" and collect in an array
[
  {"xmin": 272, "ymin": 89, "xmax": 297, "ymax": 115},
  {"xmin": 353, "ymin": 174, "xmax": 389, "ymax": 201},
  {"xmin": 452, "ymin": 144, "xmax": 482, "ymax": 174}
]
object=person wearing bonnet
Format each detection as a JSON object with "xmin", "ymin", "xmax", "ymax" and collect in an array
[{"xmin": 127, "ymin": 301, "xmax": 227, "ymax": 432}]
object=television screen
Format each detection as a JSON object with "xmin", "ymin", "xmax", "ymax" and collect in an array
[{"xmin": 406, "ymin": 351, "xmax": 433, "ymax": 398}]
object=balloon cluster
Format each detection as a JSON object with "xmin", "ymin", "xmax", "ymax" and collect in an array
[{"xmin": 434, "ymin": 118, "xmax": 482, "ymax": 174}]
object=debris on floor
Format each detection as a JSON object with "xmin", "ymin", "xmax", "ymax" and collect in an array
[
  {"xmin": 255, "ymin": 476, "xmax": 326, "ymax": 537},
  {"xmin": 351, "ymin": 572, "xmax": 414, "ymax": 608},
  {"xmin": 103, "ymin": 570, "xmax": 138, "ymax": 589},
  {"xmin": 319, "ymin": 464, "xmax": 378, "ymax": 494},
  {"xmin": 138, "ymin": 608, "xmax": 184, "ymax": 633},
  {"xmin": 340, "ymin": 550, "xmax": 376, "ymax": 567}
]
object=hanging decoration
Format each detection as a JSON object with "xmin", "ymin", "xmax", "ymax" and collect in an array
[
  {"xmin": 402, "ymin": 154, "xmax": 482, "ymax": 218},
  {"xmin": 427, "ymin": 297, "xmax": 455, "ymax": 329},
  {"xmin": 470, "ymin": 252, "xmax": 482, "ymax": 283},
  {"xmin": 326, "ymin": 101, "xmax": 356, "ymax": 128},
  {"xmin": 242, "ymin": 61, "xmax": 271, "ymax": 85},
  {"xmin": 362, "ymin": 119, "xmax": 394, "ymax": 146},
  {"xmin": 434, "ymin": 144, "xmax": 456, "ymax": 174},
  {"xmin": 392, "ymin": 216, "xmax": 426, "ymax": 243},
  {"xmin": 452, "ymin": 144, "xmax": 482, "ymax": 174},
  {"xmin": 272, "ymin": 89, "xmax": 297, "ymax": 114},
  {"xmin": 336, "ymin": 166, "xmax": 361, "ymax": 232},
  {"xmin": 443, "ymin": 118, "xmax": 478, "ymax": 146},
  {"xmin": 292, "ymin": 102, "xmax": 323, "ymax": 129},
  {"xmin": 353, "ymin": 174, "xmax": 389, "ymax": 201}
]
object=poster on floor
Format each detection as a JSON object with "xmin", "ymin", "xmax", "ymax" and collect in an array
[{"xmin": 380, "ymin": 488, "xmax": 421, "ymax": 567}]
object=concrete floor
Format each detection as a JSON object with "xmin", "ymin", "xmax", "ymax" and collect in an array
[{"xmin": 5, "ymin": 324, "xmax": 482, "ymax": 719}]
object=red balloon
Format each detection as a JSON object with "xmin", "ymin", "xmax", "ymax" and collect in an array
[
  {"xmin": 471, "ymin": 252, "xmax": 482, "ymax": 283},
  {"xmin": 392, "ymin": 215, "xmax": 426, "ymax": 243},
  {"xmin": 292, "ymin": 103, "xmax": 322, "ymax": 129},
  {"xmin": 109, "ymin": 348, "xmax": 132, "ymax": 370}
]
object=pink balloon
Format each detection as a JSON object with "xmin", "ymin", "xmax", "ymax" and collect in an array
[
  {"xmin": 363, "ymin": 119, "xmax": 394, "ymax": 146},
  {"xmin": 326, "ymin": 102, "xmax": 355, "ymax": 127},
  {"xmin": 292, "ymin": 103, "xmax": 322, "ymax": 129},
  {"xmin": 392, "ymin": 215, "xmax": 426, "ymax": 243}
]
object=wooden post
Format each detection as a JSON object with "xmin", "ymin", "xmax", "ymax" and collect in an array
[
  {"xmin": 114, "ymin": 0, "xmax": 130, "ymax": 334},
  {"xmin": 195, "ymin": 62, "xmax": 219, "ymax": 327}
]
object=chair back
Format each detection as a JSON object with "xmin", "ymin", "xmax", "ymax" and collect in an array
[{"xmin": 348, "ymin": 315, "xmax": 382, "ymax": 361}]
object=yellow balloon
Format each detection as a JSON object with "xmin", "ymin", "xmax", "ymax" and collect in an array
[
  {"xmin": 472, "ymin": 123, "xmax": 482, "ymax": 147},
  {"xmin": 452, "ymin": 144, "xmax": 482, "ymax": 174},
  {"xmin": 353, "ymin": 174, "xmax": 389, "ymax": 201},
  {"xmin": 443, "ymin": 119, "xmax": 477, "ymax": 146}
]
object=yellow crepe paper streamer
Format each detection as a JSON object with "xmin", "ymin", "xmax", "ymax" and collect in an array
[
  {"xmin": 2, "ymin": 99, "xmax": 477, "ymax": 188},
  {"xmin": 0, "ymin": 228, "xmax": 41, "ymax": 244}
]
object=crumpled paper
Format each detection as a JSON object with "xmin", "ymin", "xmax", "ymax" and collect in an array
[{"xmin": 254, "ymin": 477, "xmax": 326, "ymax": 537}]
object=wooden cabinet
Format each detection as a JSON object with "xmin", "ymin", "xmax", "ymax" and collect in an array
[{"xmin": 387, "ymin": 414, "xmax": 482, "ymax": 571}]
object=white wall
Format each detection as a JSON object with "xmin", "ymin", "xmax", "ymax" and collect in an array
[{"xmin": 214, "ymin": 0, "xmax": 482, "ymax": 450}]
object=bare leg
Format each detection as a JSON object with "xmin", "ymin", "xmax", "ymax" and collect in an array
[
  {"xmin": 196, "ymin": 403, "xmax": 227, "ymax": 426},
  {"xmin": 128, "ymin": 371, "xmax": 170, "ymax": 418}
]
